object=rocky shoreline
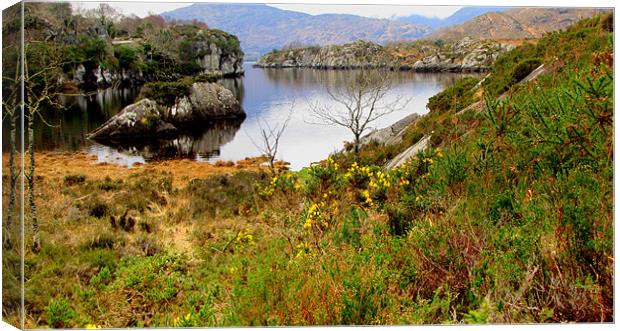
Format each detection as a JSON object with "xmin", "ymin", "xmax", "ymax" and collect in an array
[{"xmin": 255, "ymin": 37, "xmax": 515, "ymax": 73}]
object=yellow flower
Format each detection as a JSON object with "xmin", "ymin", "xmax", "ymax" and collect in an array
[
  {"xmin": 362, "ymin": 190, "xmax": 373, "ymax": 206},
  {"xmin": 304, "ymin": 218, "xmax": 313, "ymax": 229},
  {"xmin": 85, "ymin": 324, "xmax": 102, "ymax": 329}
]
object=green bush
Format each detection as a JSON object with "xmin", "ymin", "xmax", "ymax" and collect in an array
[
  {"xmin": 509, "ymin": 58, "xmax": 542, "ymax": 85},
  {"xmin": 114, "ymin": 45, "xmax": 139, "ymax": 71},
  {"xmin": 483, "ymin": 43, "xmax": 542, "ymax": 96},
  {"xmin": 46, "ymin": 298, "xmax": 75, "ymax": 328},
  {"xmin": 139, "ymin": 79, "xmax": 192, "ymax": 107}
]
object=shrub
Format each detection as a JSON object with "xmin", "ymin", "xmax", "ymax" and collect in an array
[
  {"xmin": 63, "ymin": 174, "xmax": 86, "ymax": 186},
  {"xmin": 427, "ymin": 76, "xmax": 479, "ymax": 114},
  {"xmin": 509, "ymin": 58, "xmax": 542, "ymax": 84},
  {"xmin": 114, "ymin": 45, "xmax": 139, "ymax": 71},
  {"xmin": 186, "ymin": 171, "xmax": 269, "ymax": 217},
  {"xmin": 139, "ymin": 78, "xmax": 193, "ymax": 107},
  {"xmin": 46, "ymin": 298, "xmax": 75, "ymax": 328},
  {"xmin": 88, "ymin": 201, "xmax": 110, "ymax": 218},
  {"xmin": 484, "ymin": 43, "xmax": 542, "ymax": 96}
]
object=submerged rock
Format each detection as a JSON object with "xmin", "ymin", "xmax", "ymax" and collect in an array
[{"xmin": 88, "ymin": 82, "xmax": 243, "ymax": 140}]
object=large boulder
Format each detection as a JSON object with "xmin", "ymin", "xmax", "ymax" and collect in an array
[
  {"xmin": 172, "ymin": 83, "xmax": 243, "ymax": 123},
  {"xmin": 88, "ymin": 82, "xmax": 243, "ymax": 140},
  {"xmin": 87, "ymin": 99, "xmax": 176, "ymax": 139}
]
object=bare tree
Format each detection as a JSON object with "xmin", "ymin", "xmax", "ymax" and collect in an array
[
  {"xmin": 309, "ymin": 69, "xmax": 410, "ymax": 155},
  {"xmin": 2, "ymin": 45, "xmax": 21, "ymax": 249},
  {"xmin": 248, "ymin": 104, "xmax": 294, "ymax": 173},
  {"xmin": 22, "ymin": 41, "xmax": 68, "ymax": 252}
]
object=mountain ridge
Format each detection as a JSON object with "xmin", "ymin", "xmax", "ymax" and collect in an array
[
  {"xmin": 432, "ymin": 7, "xmax": 607, "ymax": 39},
  {"xmin": 398, "ymin": 6, "xmax": 510, "ymax": 29},
  {"xmin": 161, "ymin": 4, "xmax": 432, "ymax": 56}
]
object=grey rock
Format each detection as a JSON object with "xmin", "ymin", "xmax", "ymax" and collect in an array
[
  {"xmin": 361, "ymin": 113, "xmax": 420, "ymax": 146},
  {"xmin": 196, "ymin": 41, "xmax": 244, "ymax": 76},
  {"xmin": 88, "ymin": 83, "xmax": 243, "ymax": 140},
  {"xmin": 173, "ymin": 83, "xmax": 243, "ymax": 122},
  {"xmin": 88, "ymin": 99, "xmax": 166, "ymax": 139},
  {"xmin": 385, "ymin": 134, "xmax": 432, "ymax": 170}
]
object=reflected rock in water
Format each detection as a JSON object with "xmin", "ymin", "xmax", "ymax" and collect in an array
[
  {"xmin": 92, "ymin": 119, "xmax": 244, "ymax": 161},
  {"xmin": 260, "ymin": 67, "xmax": 480, "ymax": 89},
  {"xmin": 219, "ymin": 77, "xmax": 245, "ymax": 103}
]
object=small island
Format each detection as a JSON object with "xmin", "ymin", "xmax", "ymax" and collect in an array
[{"xmin": 255, "ymin": 38, "xmax": 515, "ymax": 72}]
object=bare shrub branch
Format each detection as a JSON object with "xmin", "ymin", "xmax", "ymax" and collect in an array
[
  {"xmin": 308, "ymin": 68, "xmax": 410, "ymax": 155},
  {"xmin": 247, "ymin": 101, "xmax": 295, "ymax": 172}
]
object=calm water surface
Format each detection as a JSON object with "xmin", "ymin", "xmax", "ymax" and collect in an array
[{"xmin": 15, "ymin": 63, "xmax": 476, "ymax": 170}]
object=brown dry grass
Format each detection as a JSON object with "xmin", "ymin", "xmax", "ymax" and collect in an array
[{"xmin": 3, "ymin": 152, "xmax": 278, "ymax": 188}]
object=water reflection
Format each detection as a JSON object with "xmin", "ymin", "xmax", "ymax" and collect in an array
[
  {"xmin": 6, "ymin": 63, "xmax": 478, "ymax": 169},
  {"xmin": 217, "ymin": 63, "xmax": 478, "ymax": 169},
  {"xmin": 89, "ymin": 120, "xmax": 243, "ymax": 162}
]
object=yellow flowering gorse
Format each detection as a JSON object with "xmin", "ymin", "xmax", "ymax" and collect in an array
[
  {"xmin": 235, "ymin": 229, "xmax": 255, "ymax": 247},
  {"xmin": 85, "ymin": 324, "xmax": 102, "ymax": 329}
]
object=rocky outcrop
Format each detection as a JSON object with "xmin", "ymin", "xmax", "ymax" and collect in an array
[
  {"xmin": 405, "ymin": 37, "xmax": 515, "ymax": 72},
  {"xmin": 88, "ymin": 82, "xmax": 243, "ymax": 140},
  {"xmin": 361, "ymin": 113, "xmax": 421, "ymax": 146},
  {"xmin": 385, "ymin": 135, "xmax": 432, "ymax": 170},
  {"xmin": 191, "ymin": 29, "xmax": 244, "ymax": 77},
  {"xmin": 255, "ymin": 40, "xmax": 393, "ymax": 69},
  {"xmin": 72, "ymin": 29, "xmax": 244, "ymax": 89},
  {"xmin": 256, "ymin": 38, "xmax": 514, "ymax": 72},
  {"xmin": 195, "ymin": 40, "xmax": 244, "ymax": 77}
]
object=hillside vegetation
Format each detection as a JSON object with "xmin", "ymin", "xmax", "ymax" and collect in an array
[
  {"xmin": 4, "ymin": 13, "xmax": 613, "ymax": 327},
  {"xmin": 2, "ymin": 2, "xmax": 243, "ymax": 91},
  {"xmin": 432, "ymin": 7, "xmax": 607, "ymax": 40}
]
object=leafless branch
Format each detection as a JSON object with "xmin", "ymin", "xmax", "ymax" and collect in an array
[
  {"xmin": 308, "ymin": 68, "xmax": 410, "ymax": 155},
  {"xmin": 247, "ymin": 101, "xmax": 295, "ymax": 172}
]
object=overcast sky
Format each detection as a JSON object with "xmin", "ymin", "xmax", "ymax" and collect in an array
[
  {"xmin": 67, "ymin": 0, "xmax": 610, "ymax": 20},
  {"xmin": 70, "ymin": 1, "xmax": 463, "ymax": 19}
]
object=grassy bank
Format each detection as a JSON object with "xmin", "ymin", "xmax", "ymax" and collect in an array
[{"xmin": 2, "ymin": 13, "xmax": 613, "ymax": 327}]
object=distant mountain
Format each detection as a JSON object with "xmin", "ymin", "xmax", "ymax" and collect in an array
[
  {"xmin": 431, "ymin": 7, "xmax": 606, "ymax": 40},
  {"xmin": 398, "ymin": 6, "xmax": 510, "ymax": 29},
  {"xmin": 161, "ymin": 4, "xmax": 432, "ymax": 56}
]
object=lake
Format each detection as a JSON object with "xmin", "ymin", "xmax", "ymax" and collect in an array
[{"xmin": 9, "ymin": 63, "xmax": 476, "ymax": 170}]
